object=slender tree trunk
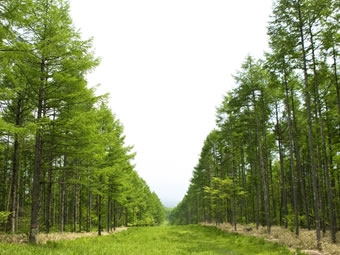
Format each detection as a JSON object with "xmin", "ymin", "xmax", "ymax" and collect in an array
[
  {"xmin": 240, "ymin": 148, "xmax": 248, "ymax": 225},
  {"xmin": 97, "ymin": 175, "xmax": 102, "ymax": 236},
  {"xmin": 45, "ymin": 172, "xmax": 51, "ymax": 233},
  {"xmin": 11, "ymin": 97, "xmax": 22, "ymax": 233},
  {"xmin": 253, "ymin": 91, "xmax": 271, "ymax": 233},
  {"xmin": 326, "ymin": 103, "xmax": 338, "ymax": 239},
  {"xmin": 29, "ymin": 58, "xmax": 46, "ymax": 243},
  {"xmin": 297, "ymin": 0, "xmax": 321, "ymax": 248},
  {"xmin": 275, "ymin": 102, "xmax": 288, "ymax": 228},
  {"xmin": 79, "ymin": 186, "xmax": 82, "ymax": 232},
  {"xmin": 45, "ymin": 164, "xmax": 53, "ymax": 234},
  {"xmin": 73, "ymin": 183, "xmax": 77, "ymax": 232},
  {"xmin": 283, "ymin": 73, "xmax": 299, "ymax": 235},
  {"xmin": 86, "ymin": 189, "xmax": 92, "ymax": 232},
  {"xmin": 107, "ymin": 194, "xmax": 112, "ymax": 233},
  {"xmin": 2, "ymin": 137, "xmax": 11, "ymax": 232},
  {"xmin": 254, "ymin": 163, "xmax": 260, "ymax": 230},
  {"xmin": 231, "ymin": 134, "xmax": 237, "ymax": 231},
  {"xmin": 45, "ymin": 110, "xmax": 57, "ymax": 234},
  {"xmin": 261, "ymin": 92, "xmax": 271, "ymax": 233},
  {"xmin": 290, "ymin": 87, "xmax": 310, "ymax": 229},
  {"xmin": 29, "ymin": 129, "xmax": 42, "ymax": 243},
  {"xmin": 11, "ymin": 138, "xmax": 20, "ymax": 234},
  {"xmin": 97, "ymin": 194, "xmax": 102, "ymax": 236},
  {"xmin": 59, "ymin": 162, "xmax": 66, "ymax": 233},
  {"xmin": 331, "ymin": 46, "xmax": 340, "ymax": 117},
  {"xmin": 113, "ymin": 201, "xmax": 117, "ymax": 231},
  {"xmin": 0, "ymin": 143, "xmax": 8, "ymax": 214}
]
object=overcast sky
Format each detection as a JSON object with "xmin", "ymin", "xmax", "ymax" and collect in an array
[{"xmin": 69, "ymin": 0, "xmax": 273, "ymax": 207}]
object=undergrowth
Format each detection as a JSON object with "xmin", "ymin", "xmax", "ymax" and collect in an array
[{"xmin": 213, "ymin": 223, "xmax": 340, "ymax": 255}]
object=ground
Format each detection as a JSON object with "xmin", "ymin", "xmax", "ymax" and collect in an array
[
  {"xmin": 207, "ymin": 223, "xmax": 340, "ymax": 255},
  {"xmin": 1, "ymin": 225, "xmax": 339, "ymax": 255},
  {"xmin": 0, "ymin": 227, "xmax": 127, "ymax": 244}
]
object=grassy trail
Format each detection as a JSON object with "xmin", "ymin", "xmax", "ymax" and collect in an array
[{"xmin": 0, "ymin": 225, "xmax": 304, "ymax": 254}]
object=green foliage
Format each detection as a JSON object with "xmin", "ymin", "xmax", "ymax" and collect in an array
[
  {"xmin": 0, "ymin": 225, "xmax": 302, "ymax": 254},
  {"xmin": 0, "ymin": 211, "xmax": 11, "ymax": 224}
]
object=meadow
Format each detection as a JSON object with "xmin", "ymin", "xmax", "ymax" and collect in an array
[{"xmin": 0, "ymin": 225, "xmax": 305, "ymax": 255}]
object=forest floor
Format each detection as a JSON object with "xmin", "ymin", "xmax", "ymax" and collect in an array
[
  {"xmin": 0, "ymin": 225, "xmax": 302, "ymax": 254},
  {"xmin": 0, "ymin": 227, "xmax": 128, "ymax": 244},
  {"xmin": 36, "ymin": 227, "xmax": 129, "ymax": 244},
  {"xmin": 207, "ymin": 223, "xmax": 340, "ymax": 255},
  {"xmin": 1, "ymin": 224, "xmax": 339, "ymax": 254}
]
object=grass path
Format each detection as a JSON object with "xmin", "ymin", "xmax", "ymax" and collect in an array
[{"xmin": 0, "ymin": 225, "xmax": 304, "ymax": 254}]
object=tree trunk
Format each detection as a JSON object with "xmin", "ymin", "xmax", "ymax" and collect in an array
[
  {"xmin": 275, "ymin": 101, "xmax": 288, "ymax": 228},
  {"xmin": 113, "ymin": 201, "xmax": 117, "ymax": 231},
  {"xmin": 29, "ymin": 59, "xmax": 46, "ymax": 243},
  {"xmin": 97, "ymin": 194, "xmax": 102, "ymax": 236},
  {"xmin": 73, "ymin": 183, "xmax": 77, "ymax": 232},
  {"xmin": 29, "ymin": 130, "xmax": 42, "ymax": 243},
  {"xmin": 107, "ymin": 196, "xmax": 111, "ymax": 233},
  {"xmin": 290, "ymin": 87, "xmax": 310, "ymax": 230},
  {"xmin": 86, "ymin": 189, "xmax": 92, "ymax": 232},
  {"xmin": 283, "ymin": 73, "xmax": 299, "ymax": 235},
  {"xmin": 10, "ymin": 138, "xmax": 19, "ymax": 234},
  {"xmin": 79, "ymin": 186, "xmax": 82, "ymax": 232},
  {"xmin": 59, "ymin": 162, "xmax": 66, "ymax": 233},
  {"xmin": 253, "ymin": 90, "xmax": 271, "ymax": 233},
  {"xmin": 11, "ymin": 97, "xmax": 22, "ymax": 233},
  {"xmin": 45, "ymin": 164, "xmax": 53, "ymax": 234},
  {"xmin": 230, "ymin": 134, "xmax": 237, "ymax": 231},
  {"xmin": 331, "ymin": 45, "xmax": 340, "ymax": 117},
  {"xmin": 297, "ymin": 0, "xmax": 321, "ymax": 248}
]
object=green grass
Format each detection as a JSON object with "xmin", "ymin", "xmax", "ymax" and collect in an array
[{"xmin": 0, "ymin": 225, "xmax": 305, "ymax": 255}]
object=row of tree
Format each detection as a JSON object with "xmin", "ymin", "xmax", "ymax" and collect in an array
[
  {"xmin": 170, "ymin": 0, "xmax": 339, "ymax": 249},
  {"xmin": 0, "ymin": 0, "xmax": 165, "ymax": 243}
]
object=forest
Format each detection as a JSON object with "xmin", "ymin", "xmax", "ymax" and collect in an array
[
  {"xmin": 1, "ymin": 0, "xmax": 339, "ymax": 251},
  {"xmin": 169, "ymin": 0, "xmax": 339, "ymax": 249},
  {"xmin": 0, "ymin": 0, "xmax": 165, "ymax": 244}
]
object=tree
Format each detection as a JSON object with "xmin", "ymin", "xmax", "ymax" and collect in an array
[
  {"xmin": 0, "ymin": 0, "xmax": 98, "ymax": 242},
  {"xmin": 173, "ymin": 0, "xmax": 339, "ymax": 249},
  {"xmin": 268, "ymin": 0, "xmax": 338, "ymax": 246},
  {"xmin": 1, "ymin": 0, "xmax": 164, "ymax": 240}
]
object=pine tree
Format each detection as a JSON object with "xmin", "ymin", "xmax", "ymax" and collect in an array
[{"xmin": 1, "ymin": 0, "xmax": 99, "ymax": 242}]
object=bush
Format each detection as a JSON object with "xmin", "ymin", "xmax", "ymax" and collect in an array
[{"xmin": 0, "ymin": 211, "xmax": 11, "ymax": 224}]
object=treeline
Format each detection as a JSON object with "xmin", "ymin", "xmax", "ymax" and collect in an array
[
  {"xmin": 170, "ymin": 0, "xmax": 339, "ymax": 249},
  {"xmin": 0, "ymin": 0, "xmax": 164, "ymax": 243}
]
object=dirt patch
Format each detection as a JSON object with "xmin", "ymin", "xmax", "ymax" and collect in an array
[
  {"xmin": 204, "ymin": 223, "xmax": 340, "ymax": 255},
  {"xmin": 301, "ymin": 250, "xmax": 323, "ymax": 255},
  {"xmin": 0, "ymin": 233, "xmax": 27, "ymax": 244}
]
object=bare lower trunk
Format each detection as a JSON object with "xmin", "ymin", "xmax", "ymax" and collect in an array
[
  {"xmin": 275, "ymin": 101, "xmax": 288, "ymax": 228},
  {"xmin": 29, "ymin": 130, "xmax": 42, "ymax": 243},
  {"xmin": 97, "ymin": 194, "xmax": 102, "ymax": 236},
  {"xmin": 11, "ymin": 98, "xmax": 23, "ymax": 233},
  {"xmin": 284, "ymin": 77, "xmax": 298, "ymax": 235},
  {"xmin": 59, "ymin": 167, "xmax": 66, "ymax": 233},
  {"xmin": 10, "ymin": 139, "xmax": 19, "ymax": 234},
  {"xmin": 253, "ymin": 91, "xmax": 270, "ymax": 234}
]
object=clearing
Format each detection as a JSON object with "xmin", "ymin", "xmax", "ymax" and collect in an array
[{"xmin": 0, "ymin": 225, "xmax": 304, "ymax": 254}]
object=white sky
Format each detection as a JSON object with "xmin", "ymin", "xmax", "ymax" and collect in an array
[{"xmin": 69, "ymin": 0, "xmax": 273, "ymax": 207}]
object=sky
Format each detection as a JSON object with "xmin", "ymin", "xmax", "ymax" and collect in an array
[{"xmin": 69, "ymin": 0, "xmax": 273, "ymax": 207}]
